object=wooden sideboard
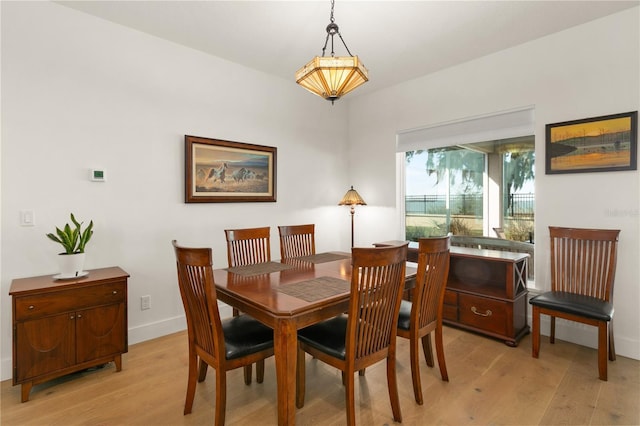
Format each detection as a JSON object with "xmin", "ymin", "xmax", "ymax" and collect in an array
[
  {"xmin": 10, "ymin": 267, "xmax": 129, "ymax": 402},
  {"xmin": 376, "ymin": 241, "xmax": 529, "ymax": 346}
]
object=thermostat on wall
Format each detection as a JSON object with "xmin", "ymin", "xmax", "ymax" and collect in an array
[{"xmin": 90, "ymin": 169, "xmax": 106, "ymax": 182}]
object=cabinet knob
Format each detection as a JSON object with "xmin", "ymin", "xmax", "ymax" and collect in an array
[
  {"xmin": 70, "ymin": 315, "xmax": 75, "ymax": 320},
  {"xmin": 28, "ymin": 305, "xmax": 34, "ymax": 310},
  {"xmin": 112, "ymin": 290, "xmax": 118, "ymax": 294},
  {"xmin": 471, "ymin": 306, "xmax": 492, "ymax": 317},
  {"xmin": 77, "ymin": 314, "xmax": 82, "ymax": 319}
]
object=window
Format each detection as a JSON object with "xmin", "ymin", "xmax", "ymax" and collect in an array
[{"xmin": 404, "ymin": 136, "xmax": 534, "ymax": 241}]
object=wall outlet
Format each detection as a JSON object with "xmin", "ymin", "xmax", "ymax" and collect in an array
[{"xmin": 141, "ymin": 295, "xmax": 151, "ymax": 311}]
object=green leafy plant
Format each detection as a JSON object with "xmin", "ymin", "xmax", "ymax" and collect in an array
[{"xmin": 46, "ymin": 213, "xmax": 94, "ymax": 254}]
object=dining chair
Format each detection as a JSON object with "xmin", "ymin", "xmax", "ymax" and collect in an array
[
  {"xmin": 296, "ymin": 243, "xmax": 408, "ymax": 426},
  {"xmin": 172, "ymin": 241, "xmax": 274, "ymax": 426},
  {"xmin": 277, "ymin": 224, "xmax": 315, "ymax": 259},
  {"xmin": 224, "ymin": 226, "xmax": 271, "ymax": 267},
  {"xmin": 224, "ymin": 226, "xmax": 272, "ymax": 383},
  {"xmin": 397, "ymin": 236, "xmax": 450, "ymax": 405},
  {"xmin": 493, "ymin": 227, "xmax": 506, "ymax": 239},
  {"xmin": 529, "ymin": 227, "xmax": 620, "ymax": 380}
]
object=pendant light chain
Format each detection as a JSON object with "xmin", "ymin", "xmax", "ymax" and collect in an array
[{"xmin": 320, "ymin": 0, "xmax": 354, "ymax": 58}]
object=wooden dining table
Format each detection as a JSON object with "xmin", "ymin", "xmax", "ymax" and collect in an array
[{"xmin": 213, "ymin": 251, "xmax": 417, "ymax": 426}]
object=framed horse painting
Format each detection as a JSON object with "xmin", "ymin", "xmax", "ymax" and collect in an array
[{"xmin": 185, "ymin": 135, "xmax": 277, "ymax": 203}]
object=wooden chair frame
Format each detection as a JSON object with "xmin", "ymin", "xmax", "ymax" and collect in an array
[
  {"xmin": 172, "ymin": 241, "xmax": 274, "ymax": 425},
  {"xmin": 530, "ymin": 227, "xmax": 620, "ymax": 380},
  {"xmin": 278, "ymin": 224, "xmax": 315, "ymax": 260},
  {"xmin": 296, "ymin": 243, "xmax": 408, "ymax": 426},
  {"xmin": 397, "ymin": 236, "xmax": 450, "ymax": 404},
  {"xmin": 224, "ymin": 226, "xmax": 272, "ymax": 383}
]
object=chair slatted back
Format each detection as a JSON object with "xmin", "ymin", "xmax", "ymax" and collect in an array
[
  {"xmin": 347, "ymin": 244, "xmax": 408, "ymax": 361},
  {"xmin": 413, "ymin": 237, "xmax": 451, "ymax": 329},
  {"xmin": 173, "ymin": 241, "xmax": 223, "ymax": 360},
  {"xmin": 225, "ymin": 227, "xmax": 271, "ymax": 267},
  {"xmin": 549, "ymin": 227, "xmax": 620, "ymax": 301},
  {"xmin": 278, "ymin": 224, "xmax": 315, "ymax": 259}
]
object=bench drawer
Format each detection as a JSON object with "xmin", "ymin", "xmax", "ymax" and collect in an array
[{"xmin": 458, "ymin": 293, "xmax": 508, "ymax": 336}]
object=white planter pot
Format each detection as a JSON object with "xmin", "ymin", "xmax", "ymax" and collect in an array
[{"xmin": 57, "ymin": 253, "xmax": 86, "ymax": 278}]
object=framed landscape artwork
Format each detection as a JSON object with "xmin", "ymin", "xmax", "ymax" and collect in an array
[
  {"xmin": 545, "ymin": 111, "xmax": 637, "ymax": 174},
  {"xmin": 185, "ymin": 135, "xmax": 277, "ymax": 203}
]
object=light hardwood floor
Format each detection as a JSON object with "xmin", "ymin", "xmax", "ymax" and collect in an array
[{"xmin": 2, "ymin": 326, "xmax": 638, "ymax": 425}]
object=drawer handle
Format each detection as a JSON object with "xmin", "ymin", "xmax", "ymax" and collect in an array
[
  {"xmin": 28, "ymin": 305, "xmax": 35, "ymax": 310},
  {"xmin": 471, "ymin": 306, "xmax": 492, "ymax": 317}
]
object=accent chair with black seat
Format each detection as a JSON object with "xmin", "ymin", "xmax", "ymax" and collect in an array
[
  {"xmin": 277, "ymin": 224, "xmax": 315, "ymax": 260},
  {"xmin": 397, "ymin": 236, "xmax": 450, "ymax": 405},
  {"xmin": 172, "ymin": 240, "xmax": 274, "ymax": 426},
  {"xmin": 224, "ymin": 226, "xmax": 272, "ymax": 382},
  {"xmin": 529, "ymin": 227, "xmax": 620, "ymax": 381},
  {"xmin": 295, "ymin": 243, "xmax": 408, "ymax": 426}
]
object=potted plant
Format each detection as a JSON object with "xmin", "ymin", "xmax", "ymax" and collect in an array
[{"xmin": 46, "ymin": 213, "xmax": 94, "ymax": 278}]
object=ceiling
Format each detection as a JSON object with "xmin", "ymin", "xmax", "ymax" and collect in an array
[{"xmin": 57, "ymin": 1, "xmax": 639, "ymax": 97}]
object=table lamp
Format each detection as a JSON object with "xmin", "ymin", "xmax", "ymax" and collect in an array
[{"xmin": 338, "ymin": 186, "xmax": 367, "ymax": 247}]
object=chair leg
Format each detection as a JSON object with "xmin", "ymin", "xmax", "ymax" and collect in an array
[
  {"xmin": 421, "ymin": 333, "xmax": 434, "ymax": 368},
  {"xmin": 435, "ymin": 324, "xmax": 449, "ymax": 382},
  {"xmin": 387, "ymin": 356, "xmax": 402, "ymax": 423},
  {"xmin": 243, "ymin": 365, "xmax": 252, "ymax": 385},
  {"xmin": 550, "ymin": 316, "xmax": 556, "ymax": 344},
  {"xmin": 215, "ymin": 370, "xmax": 227, "ymax": 426},
  {"xmin": 198, "ymin": 358, "xmax": 208, "ymax": 382},
  {"xmin": 598, "ymin": 321, "xmax": 608, "ymax": 381},
  {"xmin": 608, "ymin": 320, "xmax": 616, "ymax": 361},
  {"xmin": 410, "ymin": 335, "xmax": 423, "ymax": 405},
  {"xmin": 531, "ymin": 306, "xmax": 540, "ymax": 358},
  {"xmin": 359, "ymin": 369, "xmax": 366, "ymax": 376},
  {"xmin": 256, "ymin": 359, "xmax": 265, "ymax": 383},
  {"xmin": 345, "ymin": 371, "xmax": 356, "ymax": 426},
  {"xmin": 296, "ymin": 347, "xmax": 306, "ymax": 409},
  {"xmin": 184, "ymin": 352, "xmax": 198, "ymax": 415}
]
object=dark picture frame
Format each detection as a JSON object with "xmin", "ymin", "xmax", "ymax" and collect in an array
[
  {"xmin": 185, "ymin": 135, "xmax": 277, "ymax": 203},
  {"xmin": 545, "ymin": 111, "xmax": 637, "ymax": 174}
]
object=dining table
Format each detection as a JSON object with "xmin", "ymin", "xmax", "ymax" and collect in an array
[{"xmin": 213, "ymin": 251, "xmax": 417, "ymax": 426}]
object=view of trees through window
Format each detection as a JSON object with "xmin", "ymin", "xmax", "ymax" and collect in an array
[{"xmin": 405, "ymin": 136, "xmax": 535, "ymax": 242}]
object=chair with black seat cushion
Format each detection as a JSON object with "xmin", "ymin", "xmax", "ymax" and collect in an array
[
  {"xmin": 296, "ymin": 243, "xmax": 408, "ymax": 426},
  {"xmin": 172, "ymin": 240, "xmax": 274, "ymax": 426},
  {"xmin": 278, "ymin": 224, "xmax": 315, "ymax": 260},
  {"xmin": 529, "ymin": 227, "xmax": 620, "ymax": 381},
  {"xmin": 224, "ymin": 226, "xmax": 272, "ymax": 382},
  {"xmin": 397, "ymin": 236, "xmax": 450, "ymax": 405}
]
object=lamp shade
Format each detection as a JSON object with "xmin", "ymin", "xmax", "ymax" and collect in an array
[
  {"xmin": 338, "ymin": 186, "xmax": 367, "ymax": 206},
  {"xmin": 295, "ymin": 56, "xmax": 368, "ymax": 103}
]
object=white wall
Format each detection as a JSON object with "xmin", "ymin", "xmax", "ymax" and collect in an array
[
  {"xmin": 347, "ymin": 7, "xmax": 640, "ymax": 359},
  {"xmin": 0, "ymin": 2, "xmax": 353, "ymax": 380}
]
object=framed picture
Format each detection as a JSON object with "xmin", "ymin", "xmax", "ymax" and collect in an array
[
  {"xmin": 185, "ymin": 135, "xmax": 277, "ymax": 203},
  {"xmin": 546, "ymin": 111, "xmax": 637, "ymax": 174}
]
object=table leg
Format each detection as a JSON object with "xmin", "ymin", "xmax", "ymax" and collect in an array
[{"xmin": 275, "ymin": 319, "xmax": 297, "ymax": 426}]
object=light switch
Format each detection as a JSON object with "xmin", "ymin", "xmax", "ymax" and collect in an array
[{"xmin": 20, "ymin": 210, "xmax": 35, "ymax": 226}]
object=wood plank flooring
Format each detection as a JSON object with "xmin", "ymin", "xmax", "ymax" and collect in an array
[{"xmin": 2, "ymin": 327, "xmax": 638, "ymax": 425}]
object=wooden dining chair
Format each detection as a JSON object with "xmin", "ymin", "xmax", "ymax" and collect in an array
[
  {"xmin": 277, "ymin": 224, "xmax": 315, "ymax": 259},
  {"xmin": 397, "ymin": 236, "xmax": 450, "ymax": 405},
  {"xmin": 296, "ymin": 243, "xmax": 408, "ymax": 426},
  {"xmin": 224, "ymin": 226, "xmax": 272, "ymax": 383},
  {"xmin": 529, "ymin": 227, "xmax": 620, "ymax": 381},
  {"xmin": 224, "ymin": 226, "xmax": 271, "ymax": 267},
  {"xmin": 172, "ymin": 241, "xmax": 274, "ymax": 426}
]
